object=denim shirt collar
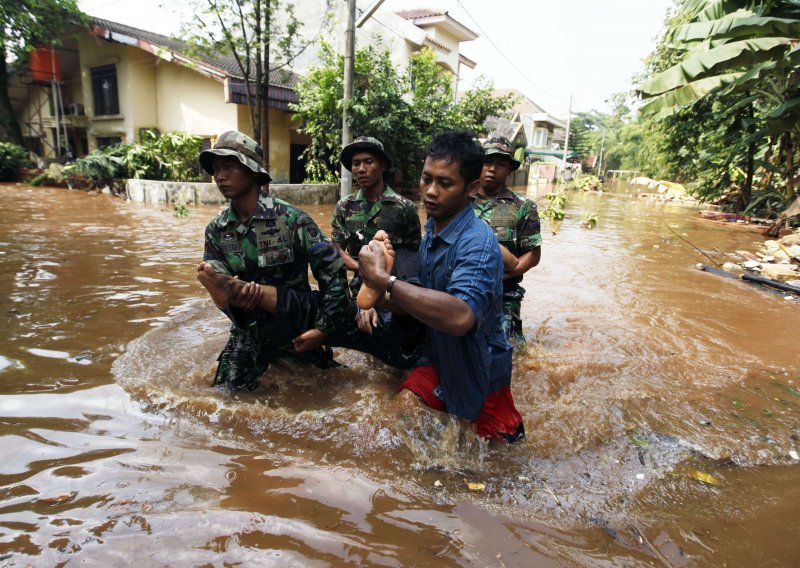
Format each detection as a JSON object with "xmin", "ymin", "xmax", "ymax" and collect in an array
[{"xmin": 424, "ymin": 204, "xmax": 474, "ymax": 245}]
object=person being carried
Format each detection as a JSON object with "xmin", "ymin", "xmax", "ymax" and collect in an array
[
  {"xmin": 195, "ymin": 131, "xmax": 350, "ymax": 391},
  {"xmin": 472, "ymin": 136, "xmax": 542, "ymax": 343},
  {"xmin": 358, "ymin": 130, "xmax": 524, "ymax": 442},
  {"xmin": 331, "ymin": 136, "xmax": 421, "ymax": 332}
]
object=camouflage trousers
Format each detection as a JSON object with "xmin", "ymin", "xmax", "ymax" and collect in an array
[
  {"xmin": 501, "ymin": 285, "xmax": 526, "ymax": 345},
  {"xmin": 213, "ymin": 286, "xmax": 337, "ymax": 391},
  {"xmin": 213, "ymin": 286, "xmax": 424, "ymax": 391}
]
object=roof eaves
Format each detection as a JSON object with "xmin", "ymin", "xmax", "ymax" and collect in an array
[
  {"xmin": 458, "ymin": 52, "xmax": 476, "ymax": 69},
  {"xmin": 424, "ymin": 36, "xmax": 451, "ymax": 53},
  {"xmin": 87, "ymin": 17, "xmax": 297, "ymax": 89}
]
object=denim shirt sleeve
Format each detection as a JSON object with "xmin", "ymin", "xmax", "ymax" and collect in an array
[{"xmin": 446, "ymin": 233, "xmax": 503, "ymax": 330}]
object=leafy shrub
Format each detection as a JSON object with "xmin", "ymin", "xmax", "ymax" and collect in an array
[
  {"xmin": 0, "ymin": 143, "xmax": 29, "ymax": 181},
  {"xmin": 564, "ymin": 175, "xmax": 600, "ymax": 191},
  {"xmin": 581, "ymin": 212, "xmax": 598, "ymax": 228},
  {"xmin": 143, "ymin": 130, "xmax": 203, "ymax": 181},
  {"xmin": 30, "ymin": 163, "xmax": 70, "ymax": 186},
  {"xmin": 541, "ymin": 188, "xmax": 567, "ymax": 220},
  {"xmin": 69, "ymin": 130, "xmax": 203, "ymax": 185},
  {"xmin": 71, "ymin": 145, "xmax": 127, "ymax": 185}
]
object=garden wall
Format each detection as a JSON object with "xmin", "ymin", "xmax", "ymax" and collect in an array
[{"xmin": 126, "ymin": 179, "xmax": 339, "ymax": 205}]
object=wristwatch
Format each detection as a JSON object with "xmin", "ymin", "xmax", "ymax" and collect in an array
[{"xmin": 384, "ymin": 275, "xmax": 397, "ymax": 303}]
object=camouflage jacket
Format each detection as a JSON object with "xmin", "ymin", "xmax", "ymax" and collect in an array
[
  {"xmin": 204, "ymin": 193, "xmax": 349, "ymax": 334},
  {"xmin": 472, "ymin": 187, "xmax": 542, "ymax": 286},
  {"xmin": 330, "ymin": 186, "xmax": 421, "ymax": 259}
]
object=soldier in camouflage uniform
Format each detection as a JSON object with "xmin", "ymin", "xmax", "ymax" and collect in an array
[
  {"xmin": 332, "ymin": 136, "xmax": 422, "ymax": 338},
  {"xmin": 196, "ymin": 131, "xmax": 350, "ymax": 391},
  {"xmin": 332, "ymin": 137, "xmax": 421, "ymax": 298},
  {"xmin": 472, "ymin": 136, "xmax": 542, "ymax": 344}
]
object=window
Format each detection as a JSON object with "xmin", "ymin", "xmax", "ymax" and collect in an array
[
  {"xmin": 96, "ymin": 136, "xmax": 121, "ymax": 149},
  {"xmin": 91, "ymin": 65, "xmax": 119, "ymax": 116},
  {"xmin": 531, "ymin": 127, "xmax": 548, "ymax": 148}
]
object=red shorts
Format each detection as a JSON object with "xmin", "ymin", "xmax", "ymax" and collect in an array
[{"xmin": 399, "ymin": 365, "xmax": 525, "ymax": 442}]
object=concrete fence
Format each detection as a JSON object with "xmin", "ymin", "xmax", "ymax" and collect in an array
[{"xmin": 126, "ymin": 179, "xmax": 339, "ymax": 205}]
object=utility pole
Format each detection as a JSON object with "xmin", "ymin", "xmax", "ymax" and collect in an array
[
  {"xmin": 596, "ymin": 128, "xmax": 606, "ymax": 178},
  {"xmin": 561, "ymin": 94, "xmax": 572, "ymax": 180},
  {"xmin": 340, "ymin": 0, "xmax": 357, "ymax": 198}
]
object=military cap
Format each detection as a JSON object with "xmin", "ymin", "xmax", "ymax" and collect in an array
[
  {"xmin": 340, "ymin": 136, "xmax": 392, "ymax": 171},
  {"xmin": 199, "ymin": 131, "xmax": 272, "ymax": 184},
  {"xmin": 483, "ymin": 136, "xmax": 521, "ymax": 171}
]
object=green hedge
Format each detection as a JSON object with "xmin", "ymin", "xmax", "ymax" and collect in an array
[{"xmin": 0, "ymin": 143, "xmax": 29, "ymax": 181}]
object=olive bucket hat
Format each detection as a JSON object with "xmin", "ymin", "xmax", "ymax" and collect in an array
[
  {"xmin": 340, "ymin": 136, "xmax": 392, "ymax": 171},
  {"xmin": 199, "ymin": 131, "xmax": 272, "ymax": 184},
  {"xmin": 482, "ymin": 136, "xmax": 521, "ymax": 171}
]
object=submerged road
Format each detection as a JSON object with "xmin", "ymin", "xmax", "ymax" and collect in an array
[{"xmin": 0, "ymin": 183, "xmax": 798, "ymax": 566}]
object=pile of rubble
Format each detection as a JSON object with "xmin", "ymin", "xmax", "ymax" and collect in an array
[
  {"xmin": 630, "ymin": 177, "xmax": 698, "ymax": 204},
  {"xmin": 722, "ymin": 232, "xmax": 800, "ymax": 286}
]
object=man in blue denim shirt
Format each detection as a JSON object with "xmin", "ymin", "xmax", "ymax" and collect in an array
[{"xmin": 358, "ymin": 131, "xmax": 524, "ymax": 442}]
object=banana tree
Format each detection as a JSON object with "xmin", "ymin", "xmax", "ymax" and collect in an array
[{"xmin": 638, "ymin": 0, "xmax": 800, "ymax": 219}]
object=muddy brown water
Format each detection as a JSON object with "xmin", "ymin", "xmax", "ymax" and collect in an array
[{"xmin": 1, "ymin": 182, "xmax": 799, "ymax": 566}]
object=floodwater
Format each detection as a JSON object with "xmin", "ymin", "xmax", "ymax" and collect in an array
[{"xmin": 0, "ymin": 181, "xmax": 799, "ymax": 567}]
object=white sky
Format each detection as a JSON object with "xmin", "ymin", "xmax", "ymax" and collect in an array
[{"xmin": 78, "ymin": 0, "xmax": 672, "ymax": 117}]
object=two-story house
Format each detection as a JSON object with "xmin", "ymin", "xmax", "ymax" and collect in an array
[{"xmin": 10, "ymin": 17, "xmax": 307, "ymax": 183}]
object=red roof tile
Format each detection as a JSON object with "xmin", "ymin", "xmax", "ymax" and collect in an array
[{"xmin": 395, "ymin": 9, "xmax": 448, "ymax": 20}]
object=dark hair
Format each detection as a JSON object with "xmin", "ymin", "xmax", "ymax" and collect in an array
[{"xmin": 423, "ymin": 130, "xmax": 485, "ymax": 188}]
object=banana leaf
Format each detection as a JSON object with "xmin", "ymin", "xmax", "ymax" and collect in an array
[
  {"xmin": 766, "ymin": 95, "xmax": 800, "ymax": 119},
  {"xmin": 670, "ymin": 14, "xmax": 800, "ymax": 44},
  {"xmin": 640, "ymin": 72, "xmax": 745, "ymax": 117},
  {"xmin": 679, "ymin": 0, "xmax": 750, "ymax": 22},
  {"xmin": 639, "ymin": 37, "xmax": 793, "ymax": 96}
]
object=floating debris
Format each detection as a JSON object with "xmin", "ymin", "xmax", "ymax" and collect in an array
[
  {"xmin": 689, "ymin": 470, "xmax": 721, "ymax": 486},
  {"xmin": 464, "ymin": 480, "xmax": 485, "ymax": 492}
]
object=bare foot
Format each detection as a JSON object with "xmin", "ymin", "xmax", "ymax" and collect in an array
[
  {"xmin": 499, "ymin": 244, "xmax": 518, "ymax": 272},
  {"xmin": 196, "ymin": 262, "xmax": 239, "ymax": 309},
  {"xmin": 357, "ymin": 231, "xmax": 395, "ymax": 310}
]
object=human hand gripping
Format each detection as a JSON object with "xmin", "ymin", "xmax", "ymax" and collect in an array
[{"xmin": 356, "ymin": 230, "xmax": 395, "ymax": 310}]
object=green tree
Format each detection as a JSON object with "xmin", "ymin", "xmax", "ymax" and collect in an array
[
  {"xmin": 180, "ymin": 0, "xmax": 332, "ymax": 170},
  {"xmin": 291, "ymin": 41, "xmax": 412, "ymax": 183},
  {"xmin": 568, "ymin": 112, "xmax": 597, "ymax": 166},
  {"xmin": 291, "ymin": 43, "xmax": 514, "ymax": 185},
  {"xmin": 638, "ymin": 0, "xmax": 800, "ymax": 216},
  {"xmin": 0, "ymin": 0, "xmax": 85, "ymax": 145}
]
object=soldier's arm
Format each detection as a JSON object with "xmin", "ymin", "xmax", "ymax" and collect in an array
[
  {"xmin": 504, "ymin": 200, "xmax": 542, "ymax": 279},
  {"xmin": 330, "ymin": 203, "xmax": 359, "ymax": 272},
  {"xmin": 202, "ymin": 224, "xmax": 233, "ymax": 276},
  {"xmin": 400, "ymin": 201, "xmax": 422, "ymax": 252},
  {"xmin": 198, "ymin": 224, "xmax": 263, "ymax": 328},
  {"xmin": 298, "ymin": 215, "xmax": 350, "ymax": 335},
  {"xmin": 333, "ymin": 241, "xmax": 360, "ymax": 272}
]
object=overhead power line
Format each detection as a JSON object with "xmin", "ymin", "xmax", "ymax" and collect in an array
[{"xmin": 454, "ymin": 0, "xmax": 565, "ymax": 105}]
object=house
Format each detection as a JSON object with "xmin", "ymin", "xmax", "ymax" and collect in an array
[
  {"xmin": 9, "ymin": 17, "xmax": 308, "ymax": 183},
  {"xmin": 289, "ymin": 5, "xmax": 478, "ymax": 91},
  {"xmin": 493, "ymin": 88, "xmax": 568, "ymax": 163}
]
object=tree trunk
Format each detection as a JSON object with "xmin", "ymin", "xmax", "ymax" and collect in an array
[
  {"xmin": 0, "ymin": 42, "xmax": 24, "ymax": 146},
  {"xmin": 253, "ymin": 0, "xmax": 263, "ymax": 149},
  {"xmin": 785, "ymin": 132, "xmax": 796, "ymax": 205},
  {"xmin": 735, "ymin": 142, "xmax": 755, "ymax": 213}
]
